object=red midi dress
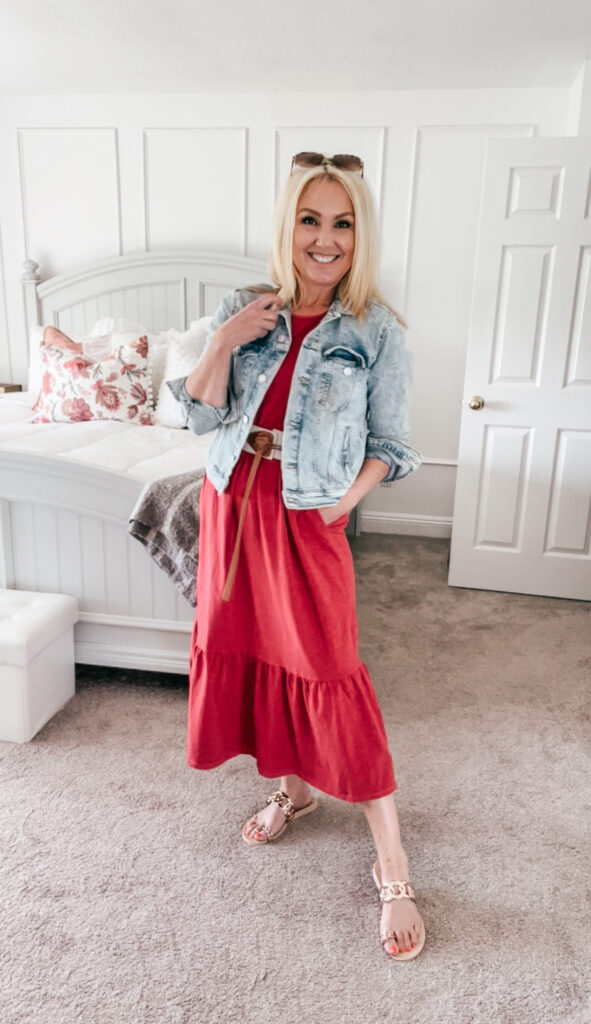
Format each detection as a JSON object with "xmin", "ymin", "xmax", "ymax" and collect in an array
[{"xmin": 187, "ymin": 312, "xmax": 397, "ymax": 802}]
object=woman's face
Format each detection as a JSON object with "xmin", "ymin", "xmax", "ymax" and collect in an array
[{"xmin": 292, "ymin": 178, "xmax": 355, "ymax": 299}]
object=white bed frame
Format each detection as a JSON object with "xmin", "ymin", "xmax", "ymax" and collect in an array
[
  {"xmin": 1, "ymin": 250, "xmax": 360, "ymax": 674},
  {"xmin": 1, "ymin": 251, "xmax": 272, "ymax": 674}
]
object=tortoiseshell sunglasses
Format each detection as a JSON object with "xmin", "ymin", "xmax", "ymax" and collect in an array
[{"xmin": 290, "ymin": 152, "xmax": 364, "ymax": 177}]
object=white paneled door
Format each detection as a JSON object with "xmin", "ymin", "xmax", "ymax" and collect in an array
[{"xmin": 448, "ymin": 138, "xmax": 591, "ymax": 600}]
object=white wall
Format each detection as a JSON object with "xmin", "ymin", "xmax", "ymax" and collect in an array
[{"xmin": 0, "ymin": 76, "xmax": 587, "ymax": 535}]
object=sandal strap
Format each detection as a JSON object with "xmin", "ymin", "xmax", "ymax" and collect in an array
[
  {"xmin": 252, "ymin": 822, "xmax": 273, "ymax": 837},
  {"xmin": 265, "ymin": 789, "xmax": 296, "ymax": 820},
  {"xmin": 377, "ymin": 880, "xmax": 416, "ymax": 903},
  {"xmin": 380, "ymin": 922, "xmax": 422, "ymax": 946}
]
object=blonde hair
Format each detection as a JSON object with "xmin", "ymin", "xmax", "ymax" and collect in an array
[{"xmin": 266, "ymin": 162, "xmax": 408, "ymax": 327}]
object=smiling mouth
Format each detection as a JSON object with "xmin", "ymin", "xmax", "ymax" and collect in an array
[{"xmin": 309, "ymin": 253, "xmax": 339, "ymax": 263}]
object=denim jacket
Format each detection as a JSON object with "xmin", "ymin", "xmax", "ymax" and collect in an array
[{"xmin": 167, "ymin": 284, "xmax": 422, "ymax": 509}]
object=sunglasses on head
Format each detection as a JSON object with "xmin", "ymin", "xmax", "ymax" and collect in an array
[{"xmin": 291, "ymin": 152, "xmax": 364, "ymax": 177}]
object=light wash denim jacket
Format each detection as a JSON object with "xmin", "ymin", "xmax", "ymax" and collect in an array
[{"xmin": 167, "ymin": 284, "xmax": 422, "ymax": 509}]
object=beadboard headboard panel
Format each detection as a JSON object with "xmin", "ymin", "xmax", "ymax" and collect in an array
[{"xmin": 20, "ymin": 250, "xmax": 270, "ymax": 352}]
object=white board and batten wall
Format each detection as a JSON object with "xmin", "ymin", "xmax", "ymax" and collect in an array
[{"xmin": 0, "ymin": 77, "xmax": 589, "ymax": 600}]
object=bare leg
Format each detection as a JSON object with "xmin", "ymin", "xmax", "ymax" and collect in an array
[
  {"xmin": 360, "ymin": 792, "xmax": 424, "ymax": 954},
  {"xmin": 243, "ymin": 773, "xmax": 314, "ymax": 841}
]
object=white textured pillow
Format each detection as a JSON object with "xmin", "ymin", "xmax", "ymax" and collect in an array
[
  {"xmin": 148, "ymin": 333, "xmax": 170, "ymax": 396},
  {"xmin": 154, "ymin": 317, "xmax": 213, "ymax": 428},
  {"xmin": 89, "ymin": 316, "xmax": 146, "ymax": 339}
]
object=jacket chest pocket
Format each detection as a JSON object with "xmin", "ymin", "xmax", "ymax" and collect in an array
[{"xmin": 315, "ymin": 345, "xmax": 369, "ymax": 413}]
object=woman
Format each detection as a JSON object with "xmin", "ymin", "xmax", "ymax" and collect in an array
[{"xmin": 168, "ymin": 152, "xmax": 425, "ymax": 961}]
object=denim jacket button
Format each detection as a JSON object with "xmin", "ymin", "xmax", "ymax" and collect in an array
[
  {"xmin": 242, "ymin": 414, "xmax": 248, "ymax": 423},
  {"xmin": 343, "ymin": 367, "xmax": 353, "ymax": 375},
  {"xmin": 257, "ymin": 373, "xmax": 267, "ymax": 382}
]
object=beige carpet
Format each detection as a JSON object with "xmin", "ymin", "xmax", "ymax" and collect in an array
[{"xmin": 1, "ymin": 536, "xmax": 589, "ymax": 1024}]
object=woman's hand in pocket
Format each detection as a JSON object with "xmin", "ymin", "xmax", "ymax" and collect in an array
[{"xmin": 318, "ymin": 501, "xmax": 348, "ymax": 526}]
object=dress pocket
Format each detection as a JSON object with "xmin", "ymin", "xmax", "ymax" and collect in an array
[{"xmin": 314, "ymin": 508, "xmax": 350, "ymax": 530}]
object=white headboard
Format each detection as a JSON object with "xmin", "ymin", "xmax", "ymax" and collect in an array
[{"xmin": 20, "ymin": 250, "xmax": 270, "ymax": 352}]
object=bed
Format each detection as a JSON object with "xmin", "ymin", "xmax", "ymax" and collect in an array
[{"xmin": 0, "ymin": 251, "xmax": 276, "ymax": 673}]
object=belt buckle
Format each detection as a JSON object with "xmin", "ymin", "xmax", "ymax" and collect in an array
[{"xmin": 247, "ymin": 427, "xmax": 276, "ymax": 459}]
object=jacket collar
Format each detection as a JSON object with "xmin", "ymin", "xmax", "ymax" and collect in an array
[
  {"xmin": 278, "ymin": 294, "xmax": 354, "ymax": 326},
  {"xmin": 327, "ymin": 295, "xmax": 354, "ymax": 317}
]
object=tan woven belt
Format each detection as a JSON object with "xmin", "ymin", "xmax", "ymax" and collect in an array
[{"xmin": 221, "ymin": 425, "xmax": 283, "ymax": 602}]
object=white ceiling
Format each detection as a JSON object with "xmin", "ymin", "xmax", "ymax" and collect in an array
[{"xmin": 1, "ymin": 0, "xmax": 590, "ymax": 94}]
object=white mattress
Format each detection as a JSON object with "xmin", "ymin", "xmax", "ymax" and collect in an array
[{"xmin": 0, "ymin": 392, "xmax": 213, "ymax": 483}]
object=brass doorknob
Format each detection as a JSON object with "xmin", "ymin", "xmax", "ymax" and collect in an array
[{"xmin": 468, "ymin": 395, "xmax": 485, "ymax": 410}]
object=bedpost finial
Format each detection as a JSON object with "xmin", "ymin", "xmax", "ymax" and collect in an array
[{"xmin": 21, "ymin": 259, "xmax": 40, "ymax": 281}]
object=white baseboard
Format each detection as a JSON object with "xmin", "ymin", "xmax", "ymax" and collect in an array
[
  {"xmin": 75, "ymin": 640, "xmax": 189, "ymax": 675},
  {"xmin": 360, "ymin": 512, "xmax": 452, "ymax": 538},
  {"xmin": 78, "ymin": 611, "xmax": 192, "ymax": 633}
]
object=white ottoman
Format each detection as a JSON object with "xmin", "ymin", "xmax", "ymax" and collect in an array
[{"xmin": 0, "ymin": 589, "xmax": 79, "ymax": 743}]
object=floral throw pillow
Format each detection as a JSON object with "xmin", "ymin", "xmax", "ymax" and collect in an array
[{"xmin": 31, "ymin": 336, "xmax": 154, "ymax": 425}]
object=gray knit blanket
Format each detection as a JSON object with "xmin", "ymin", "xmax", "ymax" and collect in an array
[{"xmin": 127, "ymin": 470, "xmax": 204, "ymax": 607}]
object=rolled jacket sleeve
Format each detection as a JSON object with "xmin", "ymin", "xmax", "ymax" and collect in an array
[
  {"xmin": 165, "ymin": 288, "xmax": 240, "ymax": 435},
  {"xmin": 365, "ymin": 316, "xmax": 423, "ymax": 483}
]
